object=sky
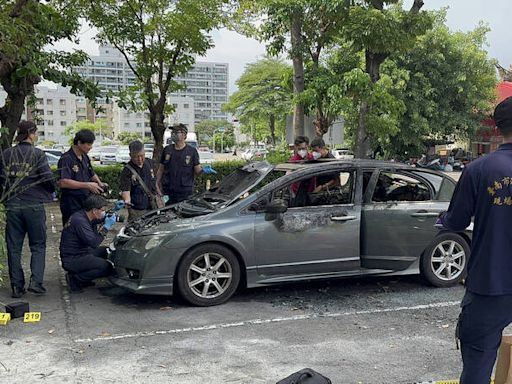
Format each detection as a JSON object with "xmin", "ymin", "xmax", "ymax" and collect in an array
[{"xmin": 56, "ymin": 0, "xmax": 511, "ymax": 95}]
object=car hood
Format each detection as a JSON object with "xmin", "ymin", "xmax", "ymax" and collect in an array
[{"xmin": 113, "ymin": 161, "xmax": 273, "ymax": 241}]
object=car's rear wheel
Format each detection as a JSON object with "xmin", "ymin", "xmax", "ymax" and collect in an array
[
  {"xmin": 176, "ymin": 244, "xmax": 240, "ymax": 306},
  {"xmin": 421, "ymin": 232, "xmax": 469, "ymax": 287}
]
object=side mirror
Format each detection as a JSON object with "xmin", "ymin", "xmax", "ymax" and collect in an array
[{"xmin": 264, "ymin": 199, "xmax": 287, "ymax": 221}]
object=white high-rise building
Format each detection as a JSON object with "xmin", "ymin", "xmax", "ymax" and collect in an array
[
  {"xmin": 173, "ymin": 62, "xmax": 229, "ymax": 124},
  {"xmin": 73, "ymin": 45, "xmax": 229, "ymax": 129}
]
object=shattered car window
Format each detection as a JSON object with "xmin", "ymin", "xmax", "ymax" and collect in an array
[
  {"xmin": 372, "ymin": 172, "xmax": 431, "ymax": 202},
  {"xmin": 274, "ymin": 171, "xmax": 355, "ymax": 208}
]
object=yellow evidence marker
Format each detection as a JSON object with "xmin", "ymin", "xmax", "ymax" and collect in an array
[
  {"xmin": 23, "ymin": 312, "xmax": 42, "ymax": 323},
  {"xmin": 0, "ymin": 313, "xmax": 11, "ymax": 325}
]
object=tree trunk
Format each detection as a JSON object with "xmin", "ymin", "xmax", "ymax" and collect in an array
[
  {"xmin": 290, "ymin": 9, "xmax": 305, "ymax": 138},
  {"xmin": 150, "ymin": 110, "xmax": 166, "ymax": 169},
  {"xmin": 354, "ymin": 100, "xmax": 370, "ymax": 159},
  {"xmin": 269, "ymin": 114, "xmax": 276, "ymax": 145},
  {"xmin": 0, "ymin": 76, "xmax": 37, "ymax": 150}
]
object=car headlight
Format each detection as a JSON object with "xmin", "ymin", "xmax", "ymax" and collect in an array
[{"xmin": 126, "ymin": 234, "xmax": 168, "ymax": 251}]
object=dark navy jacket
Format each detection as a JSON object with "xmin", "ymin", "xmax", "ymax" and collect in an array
[
  {"xmin": 0, "ymin": 142, "xmax": 56, "ymax": 203},
  {"xmin": 441, "ymin": 143, "xmax": 512, "ymax": 295},
  {"xmin": 119, "ymin": 159, "xmax": 157, "ymax": 210},
  {"xmin": 160, "ymin": 144, "xmax": 199, "ymax": 195},
  {"xmin": 59, "ymin": 210, "xmax": 104, "ymax": 261},
  {"xmin": 57, "ymin": 147, "xmax": 95, "ymax": 198}
]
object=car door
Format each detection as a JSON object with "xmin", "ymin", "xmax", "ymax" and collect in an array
[
  {"xmin": 253, "ymin": 167, "xmax": 361, "ymax": 276},
  {"xmin": 361, "ymin": 169, "xmax": 444, "ymax": 271}
]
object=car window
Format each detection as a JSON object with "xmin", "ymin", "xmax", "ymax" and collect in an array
[
  {"xmin": 273, "ymin": 170, "xmax": 355, "ymax": 208},
  {"xmin": 372, "ymin": 172, "xmax": 431, "ymax": 202},
  {"xmin": 410, "ymin": 171, "xmax": 443, "ymax": 197},
  {"xmin": 438, "ymin": 177, "xmax": 456, "ymax": 201}
]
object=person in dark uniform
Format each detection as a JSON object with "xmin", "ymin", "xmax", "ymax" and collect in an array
[
  {"xmin": 310, "ymin": 137, "xmax": 336, "ymax": 193},
  {"xmin": 120, "ymin": 140, "xmax": 157, "ymax": 221},
  {"xmin": 57, "ymin": 129, "xmax": 106, "ymax": 225},
  {"xmin": 439, "ymin": 96, "xmax": 512, "ymax": 384},
  {"xmin": 156, "ymin": 124, "xmax": 215, "ymax": 205},
  {"xmin": 60, "ymin": 194, "xmax": 117, "ymax": 293},
  {"xmin": 0, "ymin": 120, "xmax": 56, "ymax": 298}
]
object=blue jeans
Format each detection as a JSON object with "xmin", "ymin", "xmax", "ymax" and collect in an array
[
  {"xmin": 458, "ymin": 291, "xmax": 512, "ymax": 383},
  {"xmin": 5, "ymin": 201, "xmax": 47, "ymax": 288},
  {"xmin": 61, "ymin": 247, "xmax": 113, "ymax": 283}
]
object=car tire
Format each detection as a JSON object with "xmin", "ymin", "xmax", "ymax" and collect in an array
[
  {"xmin": 420, "ymin": 232, "xmax": 469, "ymax": 287},
  {"xmin": 176, "ymin": 244, "xmax": 240, "ymax": 306}
]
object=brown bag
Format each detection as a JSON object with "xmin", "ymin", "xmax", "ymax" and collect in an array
[
  {"xmin": 126, "ymin": 163, "xmax": 164, "ymax": 210},
  {"xmin": 495, "ymin": 335, "xmax": 512, "ymax": 384},
  {"xmin": 150, "ymin": 194, "xmax": 165, "ymax": 209}
]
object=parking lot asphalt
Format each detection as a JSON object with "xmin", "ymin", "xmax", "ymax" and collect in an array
[{"xmin": 4, "ymin": 179, "xmax": 499, "ymax": 384}]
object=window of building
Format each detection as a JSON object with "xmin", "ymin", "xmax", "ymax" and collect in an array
[
  {"xmin": 59, "ymin": 99, "xmax": 66, "ymax": 106},
  {"xmin": 46, "ymin": 99, "xmax": 53, "ymax": 106},
  {"xmin": 60, "ymin": 110, "xmax": 66, "ymax": 116},
  {"xmin": 183, "ymin": 104, "xmax": 189, "ymax": 109},
  {"xmin": 47, "ymin": 120, "xmax": 53, "ymax": 126},
  {"xmin": 60, "ymin": 121, "xmax": 67, "ymax": 126}
]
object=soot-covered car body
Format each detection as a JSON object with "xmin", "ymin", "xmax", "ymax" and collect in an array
[{"xmin": 109, "ymin": 160, "xmax": 470, "ymax": 306}]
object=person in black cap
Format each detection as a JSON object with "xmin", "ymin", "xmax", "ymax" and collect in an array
[
  {"xmin": 59, "ymin": 194, "xmax": 117, "ymax": 293},
  {"xmin": 438, "ymin": 96, "xmax": 512, "ymax": 384},
  {"xmin": 57, "ymin": 129, "xmax": 106, "ymax": 225},
  {"xmin": 120, "ymin": 140, "xmax": 158, "ymax": 221},
  {"xmin": 156, "ymin": 124, "xmax": 216, "ymax": 205},
  {"xmin": 0, "ymin": 120, "xmax": 56, "ymax": 298}
]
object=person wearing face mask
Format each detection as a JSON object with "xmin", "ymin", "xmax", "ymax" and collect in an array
[
  {"xmin": 59, "ymin": 194, "xmax": 116, "ymax": 293},
  {"xmin": 310, "ymin": 137, "xmax": 337, "ymax": 193},
  {"xmin": 0, "ymin": 120, "xmax": 56, "ymax": 298},
  {"xmin": 156, "ymin": 124, "xmax": 216, "ymax": 205},
  {"xmin": 289, "ymin": 135, "xmax": 313, "ymax": 162}
]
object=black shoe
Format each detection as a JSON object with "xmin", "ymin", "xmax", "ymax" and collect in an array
[
  {"xmin": 12, "ymin": 286, "xmax": 26, "ymax": 298},
  {"xmin": 65, "ymin": 273, "xmax": 83, "ymax": 293},
  {"xmin": 28, "ymin": 281, "xmax": 47, "ymax": 294},
  {"xmin": 80, "ymin": 280, "xmax": 96, "ymax": 288}
]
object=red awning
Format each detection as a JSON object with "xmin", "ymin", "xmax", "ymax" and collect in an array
[{"xmin": 498, "ymin": 81, "xmax": 512, "ymax": 103}]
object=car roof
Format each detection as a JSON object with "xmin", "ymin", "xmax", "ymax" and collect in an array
[{"xmin": 274, "ymin": 159, "xmax": 451, "ymax": 179}]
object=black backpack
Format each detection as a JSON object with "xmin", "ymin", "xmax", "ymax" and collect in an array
[{"xmin": 276, "ymin": 368, "xmax": 332, "ymax": 384}]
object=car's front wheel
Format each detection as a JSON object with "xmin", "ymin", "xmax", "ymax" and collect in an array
[
  {"xmin": 176, "ymin": 244, "xmax": 240, "ymax": 306},
  {"xmin": 421, "ymin": 232, "xmax": 469, "ymax": 287}
]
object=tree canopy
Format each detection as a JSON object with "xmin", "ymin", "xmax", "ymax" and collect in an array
[
  {"xmin": 0, "ymin": 0, "xmax": 100, "ymax": 149},
  {"xmin": 223, "ymin": 57, "xmax": 291, "ymax": 144},
  {"xmin": 84, "ymin": 0, "xmax": 225, "ymax": 164}
]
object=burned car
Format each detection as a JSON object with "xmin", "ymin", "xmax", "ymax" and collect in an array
[{"xmin": 109, "ymin": 160, "xmax": 469, "ymax": 306}]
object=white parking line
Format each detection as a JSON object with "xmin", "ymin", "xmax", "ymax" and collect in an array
[{"xmin": 74, "ymin": 300, "xmax": 460, "ymax": 343}]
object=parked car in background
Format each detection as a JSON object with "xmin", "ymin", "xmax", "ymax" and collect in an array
[
  {"xmin": 43, "ymin": 149, "xmax": 63, "ymax": 157},
  {"xmin": 198, "ymin": 145, "xmax": 211, "ymax": 153},
  {"xmin": 332, "ymin": 149, "xmax": 354, "ymax": 160},
  {"xmin": 198, "ymin": 150, "xmax": 214, "ymax": 164},
  {"xmin": 88, "ymin": 147, "xmax": 101, "ymax": 161},
  {"xmin": 46, "ymin": 152, "xmax": 60, "ymax": 166},
  {"xmin": 116, "ymin": 146, "xmax": 131, "ymax": 164},
  {"xmin": 143, "ymin": 143, "xmax": 155, "ymax": 159},
  {"xmin": 99, "ymin": 146, "xmax": 118, "ymax": 164},
  {"xmin": 241, "ymin": 148, "xmax": 268, "ymax": 161},
  {"xmin": 109, "ymin": 159, "xmax": 467, "ymax": 307}
]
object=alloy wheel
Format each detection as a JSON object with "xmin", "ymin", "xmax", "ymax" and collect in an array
[
  {"xmin": 187, "ymin": 252, "xmax": 233, "ymax": 299},
  {"xmin": 429, "ymin": 240, "xmax": 466, "ymax": 281}
]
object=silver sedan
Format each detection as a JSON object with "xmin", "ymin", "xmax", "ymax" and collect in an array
[{"xmin": 109, "ymin": 160, "xmax": 469, "ymax": 306}]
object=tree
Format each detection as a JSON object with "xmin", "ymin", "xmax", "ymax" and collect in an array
[
  {"xmin": 236, "ymin": 0, "xmax": 350, "ymax": 138},
  {"xmin": 118, "ymin": 132, "xmax": 145, "ymax": 145},
  {"xmin": 342, "ymin": 0, "xmax": 431, "ymax": 158},
  {"xmin": 63, "ymin": 119, "xmax": 112, "ymax": 145},
  {"xmin": 85, "ymin": 0, "xmax": 225, "ymax": 165},
  {"xmin": 223, "ymin": 58, "xmax": 291, "ymax": 145},
  {"xmin": 195, "ymin": 119, "xmax": 232, "ymax": 146},
  {"xmin": 0, "ymin": 0, "xmax": 100, "ymax": 150},
  {"xmin": 384, "ymin": 16, "xmax": 497, "ymax": 156}
]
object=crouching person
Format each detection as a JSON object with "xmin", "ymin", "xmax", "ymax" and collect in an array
[{"xmin": 59, "ymin": 194, "xmax": 116, "ymax": 293}]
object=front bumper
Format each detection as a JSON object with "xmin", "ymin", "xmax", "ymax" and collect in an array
[{"xmin": 109, "ymin": 275, "xmax": 173, "ymax": 296}]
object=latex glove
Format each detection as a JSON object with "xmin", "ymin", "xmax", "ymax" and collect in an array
[
  {"xmin": 202, "ymin": 165, "xmax": 217, "ymax": 174},
  {"xmin": 114, "ymin": 200, "xmax": 125, "ymax": 211},
  {"xmin": 103, "ymin": 213, "xmax": 117, "ymax": 230}
]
